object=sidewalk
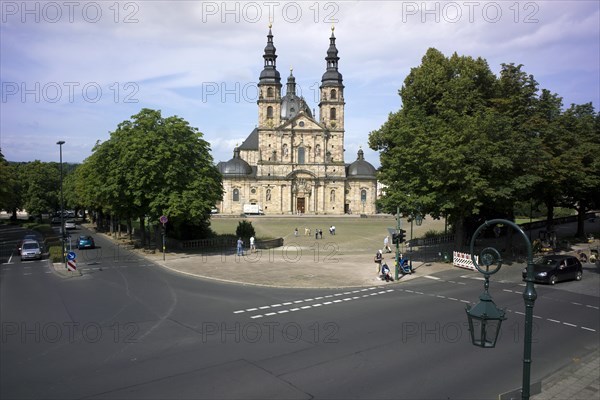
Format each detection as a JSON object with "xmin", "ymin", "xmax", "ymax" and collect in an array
[{"xmin": 142, "ymin": 246, "xmax": 449, "ymax": 288}]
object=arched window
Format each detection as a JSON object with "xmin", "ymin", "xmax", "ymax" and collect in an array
[
  {"xmin": 361, "ymin": 189, "xmax": 367, "ymax": 203},
  {"xmin": 267, "ymin": 106, "xmax": 273, "ymax": 119},
  {"xmin": 233, "ymin": 189, "xmax": 240, "ymax": 202},
  {"xmin": 330, "ymin": 107, "xmax": 336, "ymax": 120},
  {"xmin": 297, "ymin": 147, "xmax": 305, "ymax": 164},
  {"xmin": 330, "ymin": 190, "xmax": 336, "ymax": 202},
  {"xmin": 330, "ymin": 89, "xmax": 337, "ymax": 100},
  {"xmin": 267, "ymin": 87, "xmax": 273, "ymax": 97}
]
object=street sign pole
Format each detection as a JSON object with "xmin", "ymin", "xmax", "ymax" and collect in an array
[
  {"xmin": 159, "ymin": 215, "xmax": 168, "ymax": 261},
  {"xmin": 395, "ymin": 206, "xmax": 401, "ymax": 281}
]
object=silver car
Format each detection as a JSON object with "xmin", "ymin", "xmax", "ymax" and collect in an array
[{"xmin": 21, "ymin": 240, "xmax": 42, "ymax": 261}]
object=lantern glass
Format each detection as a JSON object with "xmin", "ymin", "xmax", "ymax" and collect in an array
[
  {"xmin": 465, "ymin": 295, "xmax": 506, "ymax": 348},
  {"xmin": 415, "ymin": 214, "xmax": 423, "ymax": 226}
]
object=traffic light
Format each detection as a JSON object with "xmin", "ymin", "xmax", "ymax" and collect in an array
[{"xmin": 392, "ymin": 229, "xmax": 406, "ymax": 244}]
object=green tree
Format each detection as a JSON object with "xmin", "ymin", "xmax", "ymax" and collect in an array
[
  {"xmin": 557, "ymin": 103, "xmax": 600, "ymax": 237},
  {"xmin": 20, "ymin": 161, "xmax": 60, "ymax": 220},
  {"xmin": 236, "ymin": 220, "xmax": 255, "ymax": 240},
  {"xmin": 0, "ymin": 151, "xmax": 19, "ymax": 215},
  {"xmin": 370, "ymin": 48, "xmax": 523, "ymax": 247},
  {"xmin": 78, "ymin": 108, "xmax": 223, "ymax": 247}
]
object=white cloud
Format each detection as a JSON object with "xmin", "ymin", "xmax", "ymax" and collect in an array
[{"xmin": 1, "ymin": 1, "xmax": 598, "ymax": 166}]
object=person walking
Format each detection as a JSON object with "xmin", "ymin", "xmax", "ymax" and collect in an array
[
  {"xmin": 250, "ymin": 236, "xmax": 256, "ymax": 253},
  {"xmin": 384, "ymin": 236, "xmax": 392, "ymax": 253},
  {"xmin": 374, "ymin": 249, "xmax": 383, "ymax": 278},
  {"xmin": 236, "ymin": 237, "xmax": 243, "ymax": 256}
]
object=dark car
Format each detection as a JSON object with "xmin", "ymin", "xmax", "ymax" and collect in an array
[
  {"xmin": 77, "ymin": 235, "xmax": 95, "ymax": 249},
  {"xmin": 523, "ymin": 255, "xmax": 583, "ymax": 285}
]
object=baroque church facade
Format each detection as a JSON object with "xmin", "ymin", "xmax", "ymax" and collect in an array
[{"xmin": 216, "ymin": 26, "xmax": 377, "ymax": 215}]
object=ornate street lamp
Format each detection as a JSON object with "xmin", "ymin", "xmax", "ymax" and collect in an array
[
  {"xmin": 465, "ymin": 271, "xmax": 506, "ymax": 348},
  {"xmin": 465, "ymin": 219, "xmax": 537, "ymax": 400}
]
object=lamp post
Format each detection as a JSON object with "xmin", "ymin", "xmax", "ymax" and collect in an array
[
  {"xmin": 408, "ymin": 208, "xmax": 423, "ymax": 270},
  {"xmin": 56, "ymin": 140, "xmax": 66, "ymax": 269},
  {"xmin": 465, "ymin": 219, "xmax": 537, "ymax": 400}
]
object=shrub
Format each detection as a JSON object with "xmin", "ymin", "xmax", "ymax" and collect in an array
[{"xmin": 236, "ymin": 220, "xmax": 255, "ymax": 239}]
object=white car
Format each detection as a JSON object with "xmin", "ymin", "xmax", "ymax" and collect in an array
[
  {"xmin": 65, "ymin": 220, "xmax": 77, "ymax": 230},
  {"xmin": 21, "ymin": 240, "xmax": 42, "ymax": 261}
]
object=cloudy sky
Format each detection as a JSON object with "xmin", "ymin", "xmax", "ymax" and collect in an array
[{"xmin": 1, "ymin": 1, "xmax": 599, "ymax": 167}]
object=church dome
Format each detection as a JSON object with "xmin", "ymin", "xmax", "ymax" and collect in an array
[
  {"xmin": 347, "ymin": 148, "xmax": 376, "ymax": 177},
  {"xmin": 219, "ymin": 147, "xmax": 252, "ymax": 175},
  {"xmin": 280, "ymin": 70, "xmax": 312, "ymax": 120}
]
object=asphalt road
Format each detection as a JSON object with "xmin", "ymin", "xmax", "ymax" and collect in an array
[{"xmin": 1, "ymin": 225, "xmax": 598, "ymax": 399}]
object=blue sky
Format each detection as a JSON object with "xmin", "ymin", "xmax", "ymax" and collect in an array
[{"xmin": 1, "ymin": 1, "xmax": 599, "ymax": 168}]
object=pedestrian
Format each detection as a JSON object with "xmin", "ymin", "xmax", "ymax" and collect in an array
[
  {"xmin": 374, "ymin": 249, "xmax": 383, "ymax": 278},
  {"xmin": 384, "ymin": 236, "xmax": 392, "ymax": 253},
  {"xmin": 381, "ymin": 263, "xmax": 394, "ymax": 282},
  {"xmin": 329, "ymin": 226, "xmax": 333, "ymax": 235},
  {"xmin": 294, "ymin": 228, "xmax": 298, "ymax": 237},
  {"xmin": 250, "ymin": 236, "xmax": 256, "ymax": 253},
  {"xmin": 319, "ymin": 229, "xmax": 323, "ymax": 239},
  {"xmin": 315, "ymin": 228, "xmax": 319, "ymax": 240},
  {"xmin": 236, "ymin": 237, "xmax": 243, "ymax": 256},
  {"xmin": 332, "ymin": 225, "xmax": 336, "ymax": 235}
]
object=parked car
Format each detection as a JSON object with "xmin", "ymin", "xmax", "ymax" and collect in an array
[
  {"xmin": 522, "ymin": 255, "xmax": 583, "ymax": 285},
  {"xmin": 20, "ymin": 240, "xmax": 42, "ymax": 261},
  {"xmin": 65, "ymin": 220, "xmax": 77, "ymax": 230},
  {"xmin": 77, "ymin": 235, "xmax": 95, "ymax": 249}
]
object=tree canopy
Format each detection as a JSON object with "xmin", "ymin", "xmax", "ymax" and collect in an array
[
  {"xmin": 76, "ymin": 108, "xmax": 223, "ymax": 244},
  {"xmin": 369, "ymin": 48, "xmax": 600, "ymax": 246}
]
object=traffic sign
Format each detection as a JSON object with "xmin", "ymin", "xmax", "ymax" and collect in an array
[
  {"xmin": 67, "ymin": 259, "xmax": 77, "ymax": 271},
  {"xmin": 159, "ymin": 215, "xmax": 168, "ymax": 224},
  {"xmin": 67, "ymin": 251, "xmax": 77, "ymax": 260}
]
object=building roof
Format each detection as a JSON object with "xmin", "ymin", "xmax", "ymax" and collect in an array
[
  {"xmin": 239, "ymin": 128, "xmax": 258, "ymax": 150},
  {"xmin": 218, "ymin": 147, "xmax": 253, "ymax": 176},
  {"xmin": 281, "ymin": 70, "xmax": 313, "ymax": 120},
  {"xmin": 347, "ymin": 148, "xmax": 377, "ymax": 178}
]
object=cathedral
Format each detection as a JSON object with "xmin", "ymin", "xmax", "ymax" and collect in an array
[{"xmin": 216, "ymin": 26, "xmax": 377, "ymax": 215}]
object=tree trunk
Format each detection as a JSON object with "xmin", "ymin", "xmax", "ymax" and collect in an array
[
  {"xmin": 453, "ymin": 215, "xmax": 467, "ymax": 251},
  {"xmin": 545, "ymin": 199, "xmax": 554, "ymax": 232},
  {"xmin": 576, "ymin": 201, "xmax": 587, "ymax": 238},
  {"xmin": 127, "ymin": 218, "xmax": 133, "ymax": 240},
  {"xmin": 139, "ymin": 216, "xmax": 146, "ymax": 248}
]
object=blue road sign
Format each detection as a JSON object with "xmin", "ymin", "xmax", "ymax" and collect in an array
[{"xmin": 67, "ymin": 251, "xmax": 77, "ymax": 260}]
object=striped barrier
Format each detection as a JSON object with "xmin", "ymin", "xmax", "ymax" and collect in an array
[{"xmin": 453, "ymin": 251, "xmax": 479, "ymax": 270}]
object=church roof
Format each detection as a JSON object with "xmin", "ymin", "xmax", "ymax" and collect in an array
[
  {"xmin": 321, "ymin": 27, "xmax": 343, "ymax": 87},
  {"xmin": 347, "ymin": 148, "xmax": 377, "ymax": 178},
  {"xmin": 281, "ymin": 70, "xmax": 313, "ymax": 120},
  {"xmin": 218, "ymin": 147, "xmax": 253, "ymax": 176},
  {"xmin": 239, "ymin": 128, "xmax": 258, "ymax": 150}
]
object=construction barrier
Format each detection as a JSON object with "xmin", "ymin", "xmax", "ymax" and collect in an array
[{"xmin": 453, "ymin": 251, "xmax": 479, "ymax": 270}]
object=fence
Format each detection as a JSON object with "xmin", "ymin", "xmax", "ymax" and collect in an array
[
  {"xmin": 176, "ymin": 237, "xmax": 284, "ymax": 251},
  {"xmin": 453, "ymin": 251, "xmax": 479, "ymax": 270}
]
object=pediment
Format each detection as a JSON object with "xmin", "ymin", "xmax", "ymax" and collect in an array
[{"xmin": 279, "ymin": 112, "xmax": 324, "ymax": 132}]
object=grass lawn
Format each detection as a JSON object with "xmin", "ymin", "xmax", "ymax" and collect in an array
[{"xmin": 209, "ymin": 215, "xmax": 447, "ymax": 256}]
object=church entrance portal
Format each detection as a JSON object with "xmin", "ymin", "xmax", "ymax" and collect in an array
[{"xmin": 297, "ymin": 198, "xmax": 305, "ymax": 214}]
